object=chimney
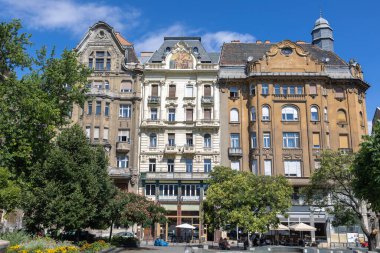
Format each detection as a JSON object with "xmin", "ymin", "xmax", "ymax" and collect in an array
[
  {"xmin": 264, "ymin": 40, "xmax": 271, "ymax": 44},
  {"xmin": 140, "ymin": 52, "xmax": 154, "ymax": 58},
  {"xmin": 231, "ymin": 40, "xmax": 240, "ymax": 43},
  {"xmin": 256, "ymin": 40, "xmax": 262, "ymax": 44},
  {"xmin": 296, "ymin": 40, "xmax": 306, "ymax": 44}
]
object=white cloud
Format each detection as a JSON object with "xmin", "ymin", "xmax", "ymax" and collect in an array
[
  {"xmin": 0, "ymin": 0, "xmax": 140, "ymax": 35},
  {"xmin": 134, "ymin": 24, "xmax": 255, "ymax": 53},
  {"xmin": 202, "ymin": 31, "xmax": 255, "ymax": 52}
]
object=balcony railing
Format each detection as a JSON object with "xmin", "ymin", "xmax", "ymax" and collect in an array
[
  {"xmin": 201, "ymin": 96, "xmax": 214, "ymax": 105},
  {"xmin": 164, "ymin": 144, "xmax": 178, "ymax": 154},
  {"xmin": 158, "ymin": 195, "xmax": 178, "ymax": 201},
  {"xmin": 339, "ymin": 148, "xmax": 353, "ymax": 154},
  {"xmin": 196, "ymin": 119, "xmax": 219, "ymax": 128},
  {"xmin": 228, "ymin": 147, "xmax": 243, "ymax": 156},
  {"xmin": 148, "ymin": 96, "xmax": 160, "ymax": 104},
  {"xmin": 116, "ymin": 141, "xmax": 130, "ymax": 152},
  {"xmin": 272, "ymin": 94, "xmax": 306, "ymax": 100},
  {"xmin": 181, "ymin": 196, "xmax": 200, "ymax": 201},
  {"xmin": 183, "ymin": 144, "xmax": 195, "ymax": 154},
  {"xmin": 108, "ymin": 167, "xmax": 131, "ymax": 179},
  {"xmin": 141, "ymin": 172, "xmax": 210, "ymax": 180}
]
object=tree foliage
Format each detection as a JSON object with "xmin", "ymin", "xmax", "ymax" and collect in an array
[
  {"xmin": 0, "ymin": 167, "xmax": 21, "ymax": 210},
  {"xmin": 353, "ymin": 120, "xmax": 380, "ymax": 212},
  {"xmin": 305, "ymin": 150, "xmax": 377, "ymax": 250},
  {"xmin": 203, "ymin": 166, "xmax": 292, "ymax": 233},
  {"xmin": 22, "ymin": 125, "xmax": 116, "ymax": 232}
]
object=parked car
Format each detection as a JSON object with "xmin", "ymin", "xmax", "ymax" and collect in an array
[
  {"xmin": 60, "ymin": 230, "xmax": 96, "ymax": 242},
  {"xmin": 113, "ymin": 231, "xmax": 137, "ymax": 238}
]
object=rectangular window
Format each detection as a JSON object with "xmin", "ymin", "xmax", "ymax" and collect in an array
[
  {"xmin": 181, "ymin": 185, "xmax": 200, "ymax": 197},
  {"xmin": 119, "ymin": 104, "xmax": 131, "ymax": 118},
  {"xmin": 120, "ymin": 81, "xmax": 132, "ymax": 93},
  {"xmin": 297, "ymin": 86, "xmax": 303, "ymax": 94},
  {"xmin": 96, "ymin": 51, "xmax": 105, "ymax": 57},
  {"xmin": 204, "ymin": 109, "xmax": 211, "ymax": 120},
  {"xmin": 289, "ymin": 86, "xmax": 295, "ymax": 94},
  {"xmin": 186, "ymin": 159, "xmax": 193, "ymax": 173},
  {"xmin": 264, "ymin": 160, "xmax": 272, "ymax": 176},
  {"xmin": 339, "ymin": 134, "xmax": 349, "ymax": 148},
  {"xmin": 263, "ymin": 132, "xmax": 271, "ymax": 148},
  {"xmin": 159, "ymin": 185, "xmax": 178, "ymax": 196},
  {"xmin": 168, "ymin": 109, "xmax": 176, "ymax": 121},
  {"xmin": 149, "ymin": 159, "xmax": 156, "ymax": 172},
  {"xmin": 145, "ymin": 184, "xmax": 156, "ymax": 196},
  {"xmin": 262, "ymin": 84, "xmax": 269, "ymax": 95},
  {"xmin": 168, "ymin": 133, "xmax": 175, "ymax": 146},
  {"xmin": 185, "ymin": 85, "xmax": 193, "ymax": 97},
  {"xmin": 95, "ymin": 58, "xmax": 104, "ymax": 70},
  {"xmin": 284, "ymin": 160, "xmax": 301, "ymax": 177},
  {"xmin": 96, "ymin": 101, "xmax": 101, "ymax": 115},
  {"xmin": 87, "ymin": 101, "xmax": 93, "ymax": 115},
  {"xmin": 117, "ymin": 155, "xmax": 129, "ymax": 168},
  {"xmin": 167, "ymin": 159, "xmax": 174, "ymax": 172},
  {"xmin": 230, "ymin": 87, "xmax": 238, "ymax": 98},
  {"xmin": 118, "ymin": 129, "xmax": 130, "ymax": 142},
  {"xmin": 231, "ymin": 160, "xmax": 240, "ymax": 171},
  {"xmin": 94, "ymin": 127, "xmax": 99, "ymax": 140},
  {"xmin": 282, "ymin": 85, "xmax": 288, "ymax": 95},
  {"xmin": 204, "ymin": 85, "xmax": 211, "ymax": 96},
  {"xmin": 150, "ymin": 133, "xmax": 157, "ymax": 147},
  {"xmin": 250, "ymin": 84, "xmax": 256, "ymax": 96},
  {"xmin": 326, "ymin": 132, "xmax": 330, "ymax": 148},
  {"xmin": 88, "ymin": 58, "xmax": 93, "ymax": 69},
  {"xmin": 93, "ymin": 81, "xmax": 102, "ymax": 89},
  {"xmin": 186, "ymin": 109, "xmax": 193, "ymax": 121},
  {"xmin": 252, "ymin": 160, "xmax": 258, "ymax": 175},
  {"xmin": 335, "ymin": 87, "xmax": 344, "ymax": 99},
  {"xmin": 103, "ymin": 127, "xmax": 109, "ymax": 141},
  {"xmin": 230, "ymin": 133, "xmax": 240, "ymax": 148},
  {"xmin": 309, "ymin": 84, "xmax": 317, "ymax": 95},
  {"xmin": 283, "ymin": 132, "xmax": 300, "ymax": 148},
  {"xmin": 150, "ymin": 108, "xmax": 158, "ymax": 120},
  {"xmin": 85, "ymin": 126, "xmax": 91, "ymax": 138},
  {"xmin": 204, "ymin": 159, "xmax": 212, "ymax": 173},
  {"xmin": 274, "ymin": 84, "xmax": 281, "ymax": 95},
  {"xmin": 169, "ymin": 85, "xmax": 176, "ymax": 97},
  {"xmin": 104, "ymin": 81, "xmax": 110, "ymax": 90},
  {"xmin": 106, "ymin": 59, "xmax": 111, "ymax": 71},
  {"xmin": 151, "ymin": 85, "xmax": 158, "ymax": 96},
  {"xmin": 105, "ymin": 102, "xmax": 110, "ymax": 116},
  {"xmin": 251, "ymin": 132, "xmax": 257, "ymax": 148},
  {"xmin": 312, "ymin": 132, "xmax": 320, "ymax": 148},
  {"xmin": 186, "ymin": 133, "xmax": 193, "ymax": 146}
]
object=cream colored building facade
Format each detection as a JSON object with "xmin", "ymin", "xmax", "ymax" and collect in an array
[
  {"xmin": 71, "ymin": 21, "xmax": 142, "ymax": 191},
  {"xmin": 139, "ymin": 37, "xmax": 220, "ymax": 240}
]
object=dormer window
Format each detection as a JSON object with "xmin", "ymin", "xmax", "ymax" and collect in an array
[
  {"xmin": 193, "ymin": 47, "xmax": 199, "ymax": 54},
  {"xmin": 165, "ymin": 47, "xmax": 171, "ymax": 53},
  {"xmin": 89, "ymin": 51, "xmax": 111, "ymax": 71}
]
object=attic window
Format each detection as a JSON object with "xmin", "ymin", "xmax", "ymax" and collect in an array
[
  {"xmin": 193, "ymin": 47, "xmax": 199, "ymax": 54},
  {"xmin": 89, "ymin": 51, "xmax": 111, "ymax": 71},
  {"xmin": 165, "ymin": 47, "xmax": 171, "ymax": 53},
  {"xmin": 281, "ymin": 48, "xmax": 293, "ymax": 56}
]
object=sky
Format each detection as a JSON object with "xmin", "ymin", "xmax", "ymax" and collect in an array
[{"xmin": 1, "ymin": 0, "xmax": 379, "ymax": 130}]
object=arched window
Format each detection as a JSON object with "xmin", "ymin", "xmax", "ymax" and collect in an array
[
  {"xmin": 230, "ymin": 109, "xmax": 239, "ymax": 122},
  {"xmin": 311, "ymin": 106, "xmax": 319, "ymax": 121},
  {"xmin": 324, "ymin": 107, "xmax": 328, "ymax": 121},
  {"xmin": 250, "ymin": 107, "xmax": 256, "ymax": 121},
  {"xmin": 262, "ymin": 106, "xmax": 270, "ymax": 121},
  {"xmin": 337, "ymin": 109, "xmax": 347, "ymax": 123},
  {"xmin": 204, "ymin": 134, "xmax": 212, "ymax": 148},
  {"xmin": 149, "ymin": 133, "xmax": 157, "ymax": 147},
  {"xmin": 282, "ymin": 106, "xmax": 298, "ymax": 121}
]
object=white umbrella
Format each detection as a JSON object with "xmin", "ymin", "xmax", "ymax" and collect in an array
[
  {"xmin": 270, "ymin": 224, "xmax": 290, "ymax": 231},
  {"xmin": 289, "ymin": 223, "xmax": 316, "ymax": 232},
  {"xmin": 176, "ymin": 223, "xmax": 196, "ymax": 229}
]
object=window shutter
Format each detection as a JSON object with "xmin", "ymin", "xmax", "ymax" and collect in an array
[
  {"xmin": 151, "ymin": 85, "xmax": 158, "ymax": 96},
  {"xmin": 312, "ymin": 133, "xmax": 320, "ymax": 147},
  {"xmin": 335, "ymin": 87, "xmax": 344, "ymax": 98},
  {"xmin": 94, "ymin": 127, "xmax": 99, "ymax": 139},
  {"xmin": 169, "ymin": 85, "xmax": 176, "ymax": 97},
  {"xmin": 264, "ymin": 160, "xmax": 272, "ymax": 176},
  {"xmin": 204, "ymin": 85, "xmax": 211, "ymax": 96},
  {"xmin": 337, "ymin": 110, "xmax": 347, "ymax": 122},
  {"xmin": 204, "ymin": 109, "xmax": 211, "ymax": 120},
  {"xmin": 103, "ymin": 128, "xmax": 109, "ymax": 140},
  {"xmin": 185, "ymin": 85, "xmax": 193, "ymax": 97},
  {"xmin": 309, "ymin": 84, "xmax": 317, "ymax": 95},
  {"xmin": 186, "ymin": 109, "xmax": 193, "ymax": 121}
]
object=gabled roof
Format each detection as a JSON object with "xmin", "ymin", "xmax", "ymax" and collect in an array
[
  {"xmin": 148, "ymin": 37, "xmax": 219, "ymax": 64},
  {"xmin": 220, "ymin": 42, "xmax": 346, "ymax": 66}
]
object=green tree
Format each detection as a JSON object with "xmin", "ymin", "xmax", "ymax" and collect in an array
[
  {"xmin": 305, "ymin": 150, "xmax": 377, "ymax": 250},
  {"xmin": 203, "ymin": 166, "xmax": 292, "ymax": 233},
  {"xmin": 22, "ymin": 125, "xmax": 116, "ymax": 233},
  {"xmin": 0, "ymin": 167, "xmax": 21, "ymax": 211}
]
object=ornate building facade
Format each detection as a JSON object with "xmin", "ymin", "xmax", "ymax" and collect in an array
[
  {"xmin": 139, "ymin": 37, "xmax": 220, "ymax": 240},
  {"xmin": 71, "ymin": 21, "xmax": 142, "ymax": 191},
  {"xmin": 219, "ymin": 17, "xmax": 369, "ymax": 242}
]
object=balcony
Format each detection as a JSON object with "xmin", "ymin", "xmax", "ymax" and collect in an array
[
  {"xmin": 228, "ymin": 147, "xmax": 243, "ymax": 157},
  {"xmin": 339, "ymin": 148, "xmax": 353, "ymax": 154},
  {"xmin": 181, "ymin": 196, "xmax": 200, "ymax": 202},
  {"xmin": 141, "ymin": 172, "xmax": 210, "ymax": 180},
  {"xmin": 196, "ymin": 119, "xmax": 219, "ymax": 128},
  {"xmin": 201, "ymin": 96, "xmax": 214, "ymax": 105},
  {"xmin": 272, "ymin": 94, "xmax": 306, "ymax": 101},
  {"xmin": 158, "ymin": 195, "xmax": 178, "ymax": 202},
  {"xmin": 164, "ymin": 144, "xmax": 179, "ymax": 154},
  {"xmin": 148, "ymin": 96, "xmax": 160, "ymax": 104},
  {"xmin": 108, "ymin": 167, "xmax": 131, "ymax": 179},
  {"xmin": 141, "ymin": 119, "xmax": 164, "ymax": 128},
  {"xmin": 116, "ymin": 141, "xmax": 130, "ymax": 152},
  {"xmin": 183, "ymin": 144, "xmax": 195, "ymax": 154}
]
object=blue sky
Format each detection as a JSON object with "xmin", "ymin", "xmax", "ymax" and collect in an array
[{"xmin": 2, "ymin": 0, "xmax": 379, "ymax": 129}]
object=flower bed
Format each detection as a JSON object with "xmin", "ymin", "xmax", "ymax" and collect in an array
[{"xmin": 7, "ymin": 238, "xmax": 111, "ymax": 253}]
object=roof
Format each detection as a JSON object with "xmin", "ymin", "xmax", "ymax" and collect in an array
[
  {"xmin": 148, "ymin": 37, "xmax": 218, "ymax": 64},
  {"xmin": 220, "ymin": 42, "xmax": 346, "ymax": 66},
  {"xmin": 115, "ymin": 32, "xmax": 132, "ymax": 46}
]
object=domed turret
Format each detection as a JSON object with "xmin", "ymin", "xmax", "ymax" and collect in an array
[{"xmin": 311, "ymin": 15, "xmax": 334, "ymax": 52}]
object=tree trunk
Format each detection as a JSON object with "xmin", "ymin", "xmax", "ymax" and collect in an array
[
  {"xmin": 368, "ymin": 234, "xmax": 376, "ymax": 251},
  {"xmin": 108, "ymin": 221, "xmax": 113, "ymax": 243}
]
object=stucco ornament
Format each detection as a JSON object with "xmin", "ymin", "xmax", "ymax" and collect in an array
[
  {"xmin": 168, "ymin": 42, "xmax": 195, "ymax": 69},
  {"xmin": 95, "ymin": 30, "xmax": 109, "ymax": 40}
]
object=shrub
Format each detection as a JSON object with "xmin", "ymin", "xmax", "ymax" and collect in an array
[
  {"xmin": 111, "ymin": 236, "xmax": 139, "ymax": 248},
  {"xmin": 0, "ymin": 231, "xmax": 31, "ymax": 246}
]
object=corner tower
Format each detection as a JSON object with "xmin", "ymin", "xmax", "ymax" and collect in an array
[{"xmin": 311, "ymin": 16, "xmax": 334, "ymax": 52}]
